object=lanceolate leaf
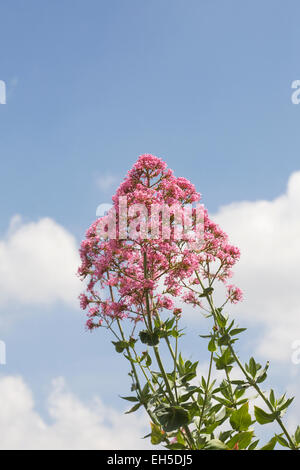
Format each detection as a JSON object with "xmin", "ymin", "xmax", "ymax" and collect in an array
[
  {"xmin": 260, "ymin": 436, "xmax": 277, "ymax": 450},
  {"xmin": 295, "ymin": 425, "xmax": 300, "ymax": 444},
  {"xmin": 120, "ymin": 396, "xmax": 139, "ymax": 402},
  {"xmin": 254, "ymin": 406, "xmax": 276, "ymax": 424},
  {"xmin": 125, "ymin": 402, "xmax": 142, "ymax": 414}
]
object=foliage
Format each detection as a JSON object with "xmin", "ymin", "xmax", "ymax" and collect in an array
[{"xmin": 78, "ymin": 154, "xmax": 299, "ymax": 450}]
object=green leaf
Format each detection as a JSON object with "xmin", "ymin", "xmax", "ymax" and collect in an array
[
  {"xmin": 214, "ymin": 396, "xmax": 233, "ymax": 407},
  {"xmin": 231, "ymin": 379, "xmax": 248, "ymax": 386},
  {"xmin": 218, "ymin": 333, "xmax": 231, "ymax": 346},
  {"xmin": 214, "ymin": 348, "xmax": 234, "ymax": 370},
  {"xmin": 269, "ymin": 389, "xmax": 275, "ymax": 408},
  {"xmin": 120, "ymin": 396, "xmax": 139, "ymax": 402},
  {"xmin": 248, "ymin": 439, "xmax": 259, "ymax": 450},
  {"xmin": 215, "ymin": 311, "xmax": 228, "ymax": 328},
  {"xmin": 199, "ymin": 287, "xmax": 214, "ymax": 298},
  {"xmin": 294, "ymin": 425, "xmax": 300, "ymax": 444},
  {"xmin": 145, "ymin": 352, "xmax": 152, "ymax": 367},
  {"xmin": 150, "ymin": 422, "xmax": 165, "ymax": 445},
  {"xmin": 156, "ymin": 405, "xmax": 190, "ymax": 432},
  {"xmin": 208, "ymin": 337, "xmax": 217, "ymax": 352},
  {"xmin": 111, "ymin": 340, "xmax": 128, "ymax": 353},
  {"xmin": 179, "ymin": 386, "xmax": 201, "ymax": 403},
  {"xmin": 205, "ymin": 439, "xmax": 228, "ymax": 450},
  {"xmin": 139, "ymin": 330, "xmax": 160, "ymax": 346},
  {"xmin": 234, "ymin": 387, "xmax": 246, "ymax": 400},
  {"xmin": 219, "ymin": 430, "xmax": 233, "ymax": 443},
  {"xmin": 128, "ymin": 337, "xmax": 138, "ymax": 349},
  {"xmin": 277, "ymin": 397, "xmax": 294, "ymax": 412},
  {"xmin": 220, "ymin": 379, "xmax": 232, "ymax": 400},
  {"xmin": 178, "ymin": 353, "xmax": 185, "ymax": 375},
  {"xmin": 202, "ymin": 423, "xmax": 219, "ymax": 434},
  {"xmin": 166, "ymin": 443, "xmax": 186, "ymax": 450},
  {"xmin": 227, "ymin": 431, "xmax": 254, "ymax": 450},
  {"xmin": 230, "ymin": 402, "xmax": 252, "ymax": 431},
  {"xmin": 141, "ymin": 382, "xmax": 150, "ymax": 398},
  {"xmin": 215, "ymin": 406, "xmax": 227, "ymax": 422},
  {"xmin": 254, "ymin": 406, "xmax": 276, "ymax": 424},
  {"xmin": 277, "ymin": 393, "xmax": 286, "ymax": 407},
  {"xmin": 260, "ymin": 436, "xmax": 277, "ymax": 450},
  {"xmin": 230, "ymin": 328, "xmax": 247, "ymax": 336},
  {"xmin": 165, "ymin": 317, "xmax": 176, "ymax": 330},
  {"xmin": 125, "ymin": 402, "xmax": 142, "ymax": 414},
  {"xmin": 176, "ymin": 430, "xmax": 186, "ymax": 446},
  {"xmin": 249, "ymin": 357, "xmax": 257, "ymax": 378},
  {"xmin": 256, "ymin": 362, "xmax": 269, "ymax": 383},
  {"xmin": 276, "ymin": 435, "xmax": 290, "ymax": 448}
]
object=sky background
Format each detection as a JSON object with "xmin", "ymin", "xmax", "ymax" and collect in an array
[{"xmin": 0, "ymin": 0, "xmax": 300, "ymax": 449}]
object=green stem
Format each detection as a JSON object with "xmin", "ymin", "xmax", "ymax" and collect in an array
[
  {"xmin": 198, "ymin": 350, "xmax": 214, "ymax": 432},
  {"xmin": 107, "ymin": 281, "xmax": 159, "ymax": 427},
  {"xmin": 224, "ymin": 364, "xmax": 236, "ymax": 409},
  {"xmin": 228, "ymin": 343, "xmax": 296, "ymax": 450},
  {"xmin": 143, "ymin": 254, "xmax": 196, "ymax": 450},
  {"xmin": 174, "ymin": 319, "xmax": 179, "ymax": 403},
  {"xmin": 165, "ymin": 335, "xmax": 203, "ymax": 433},
  {"xmin": 155, "ymin": 314, "xmax": 179, "ymax": 403},
  {"xmin": 202, "ymin": 284, "xmax": 297, "ymax": 450},
  {"xmin": 131, "ymin": 347, "xmax": 156, "ymax": 395},
  {"xmin": 143, "ymin": 252, "xmax": 153, "ymax": 332},
  {"xmin": 153, "ymin": 345, "xmax": 174, "ymax": 403}
]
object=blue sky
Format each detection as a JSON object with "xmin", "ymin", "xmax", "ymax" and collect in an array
[{"xmin": 0, "ymin": 0, "xmax": 300, "ymax": 449}]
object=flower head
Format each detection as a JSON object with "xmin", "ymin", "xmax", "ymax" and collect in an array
[{"xmin": 78, "ymin": 154, "xmax": 242, "ymax": 329}]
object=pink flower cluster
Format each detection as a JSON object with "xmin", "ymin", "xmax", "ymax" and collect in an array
[
  {"xmin": 226, "ymin": 285, "xmax": 244, "ymax": 304},
  {"xmin": 78, "ymin": 154, "xmax": 242, "ymax": 330}
]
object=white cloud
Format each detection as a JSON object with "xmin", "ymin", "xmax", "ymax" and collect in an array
[
  {"xmin": 0, "ymin": 375, "xmax": 150, "ymax": 450},
  {"xmin": 0, "ymin": 216, "xmax": 81, "ymax": 309},
  {"xmin": 212, "ymin": 171, "xmax": 300, "ymax": 362}
]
